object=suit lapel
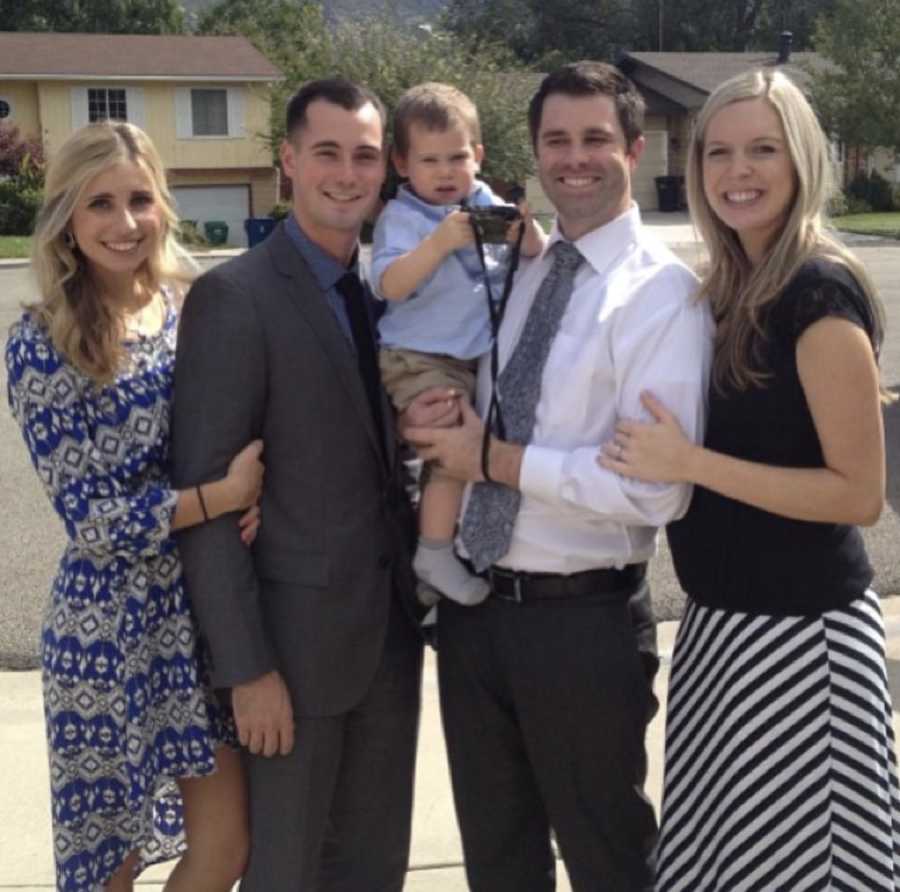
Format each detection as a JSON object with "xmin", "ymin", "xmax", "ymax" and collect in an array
[{"xmin": 266, "ymin": 224, "xmax": 389, "ymax": 469}]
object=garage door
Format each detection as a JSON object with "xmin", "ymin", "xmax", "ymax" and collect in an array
[{"xmin": 172, "ymin": 185, "xmax": 250, "ymax": 248}]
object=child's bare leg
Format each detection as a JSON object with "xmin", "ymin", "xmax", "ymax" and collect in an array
[{"xmin": 414, "ymin": 473, "xmax": 489, "ymax": 605}]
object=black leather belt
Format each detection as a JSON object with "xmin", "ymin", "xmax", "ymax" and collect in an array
[{"xmin": 486, "ymin": 563, "xmax": 647, "ymax": 605}]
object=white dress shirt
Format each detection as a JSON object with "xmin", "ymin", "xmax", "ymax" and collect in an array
[{"xmin": 468, "ymin": 204, "xmax": 714, "ymax": 574}]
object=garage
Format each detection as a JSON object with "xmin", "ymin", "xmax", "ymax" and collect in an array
[{"xmin": 172, "ymin": 184, "xmax": 251, "ymax": 248}]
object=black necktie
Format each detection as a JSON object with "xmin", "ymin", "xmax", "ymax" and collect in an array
[{"xmin": 336, "ymin": 271, "xmax": 387, "ymax": 459}]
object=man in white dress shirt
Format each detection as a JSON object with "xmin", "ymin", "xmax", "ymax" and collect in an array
[{"xmin": 407, "ymin": 62, "xmax": 713, "ymax": 891}]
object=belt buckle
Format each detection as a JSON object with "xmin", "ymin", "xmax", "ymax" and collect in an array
[{"xmin": 492, "ymin": 567, "xmax": 524, "ymax": 604}]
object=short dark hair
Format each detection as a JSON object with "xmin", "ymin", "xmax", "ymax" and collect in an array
[
  {"xmin": 528, "ymin": 62, "xmax": 645, "ymax": 150},
  {"xmin": 285, "ymin": 77, "xmax": 387, "ymax": 140},
  {"xmin": 392, "ymin": 82, "xmax": 481, "ymax": 159}
]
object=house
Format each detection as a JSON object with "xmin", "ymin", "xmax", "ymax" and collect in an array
[
  {"xmin": 0, "ymin": 32, "xmax": 283, "ymax": 246},
  {"xmin": 617, "ymin": 35, "xmax": 898, "ymax": 208}
]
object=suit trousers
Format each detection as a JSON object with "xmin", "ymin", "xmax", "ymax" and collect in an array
[
  {"xmin": 437, "ymin": 581, "xmax": 659, "ymax": 892},
  {"xmin": 239, "ymin": 596, "xmax": 424, "ymax": 892}
]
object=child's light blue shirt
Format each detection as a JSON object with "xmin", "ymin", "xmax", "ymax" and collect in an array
[{"xmin": 372, "ymin": 181, "xmax": 511, "ymax": 360}]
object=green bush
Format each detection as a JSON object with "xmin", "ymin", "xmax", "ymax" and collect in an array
[
  {"xmin": 846, "ymin": 170, "xmax": 895, "ymax": 212},
  {"xmin": 177, "ymin": 219, "xmax": 209, "ymax": 248},
  {"xmin": 269, "ymin": 201, "xmax": 291, "ymax": 221},
  {"xmin": 826, "ymin": 189, "xmax": 848, "ymax": 217},
  {"xmin": 0, "ymin": 180, "xmax": 42, "ymax": 235},
  {"xmin": 844, "ymin": 195, "xmax": 873, "ymax": 214}
]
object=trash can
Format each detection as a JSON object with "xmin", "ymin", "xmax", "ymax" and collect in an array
[
  {"xmin": 245, "ymin": 217, "xmax": 277, "ymax": 247},
  {"xmin": 203, "ymin": 220, "xmax": 229, "ymax": 245},
  {"xmin": 654, "ymin": 176, "xmax": 680, "ymax": 213}
]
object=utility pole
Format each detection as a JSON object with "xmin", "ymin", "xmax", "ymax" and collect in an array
[{"xmin": 658, "ymin": 0, "xmax": 664, "ymax": 50}]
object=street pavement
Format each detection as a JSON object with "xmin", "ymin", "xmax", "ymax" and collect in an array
[
  {"xmin": 1, "ymin": 215, "xmax": 900, "ymax": 887},
  {"xmin": 3, "ymin": 602, "xmax": 900, "ymax": 889}
]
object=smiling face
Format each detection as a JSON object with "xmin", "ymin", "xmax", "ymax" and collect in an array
[
  {"xmin": 69, "ymin": 160, "xmax": 163, "ymax": 287},
  {"xmin": 535, "ymin": 92, "xmax": 644, "ymax": 240},
  {"xmin": 281, "ymin": 98, "xmax": 386, "ymax": 263},
  {"xmin": 394, "ymin": 123, "xmax": 484, "ymax": 206},
  {"xmin": 701, "ymin": 97, "xmax": 797, "ymax": 264}
]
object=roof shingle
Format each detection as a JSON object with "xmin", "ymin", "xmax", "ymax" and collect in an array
[
  {"xmin": 0, "ymin": 32, "xmax": 282, "ymax": 80},
  {"xmin": 623, "ymin": 51, "xmax": 821, "ymax": 94}
]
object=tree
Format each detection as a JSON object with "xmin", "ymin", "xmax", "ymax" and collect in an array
[
  {"xmin": 441, "ymin": 0, "xmax": 836, "ymax": 62},
  {"xmin": 200, "ymin": 2, "xmax": 536, "ymax": 186},
  {"xmin": 326, "ymin": 18, "xmax": 536, "ymax": 186},
  {"xmin": 0, "ymin": 0, "xmax": 184, "ymax": 33},
  {"xmin": 807, "ymin": 0, "xmax": 900, "ymax": 152}
]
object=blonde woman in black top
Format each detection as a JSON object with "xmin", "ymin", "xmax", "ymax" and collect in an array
[{"xmin": 601, "ymin": 68, "xmax": 900, "ymax": 891}]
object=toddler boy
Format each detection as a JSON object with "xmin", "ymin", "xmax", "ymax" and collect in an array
[{"xmin": 372, "ymin": 82, "xmax": 545, "ymax": 604}]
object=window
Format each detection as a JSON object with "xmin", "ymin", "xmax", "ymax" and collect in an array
[
  {"xmin": 0, "ymin": 99, "xmax": 10, "ymax": 120},
  {"xmin": 88, "ymin": 88, "xmax": 127, "ymax": 122},
  {"xmin": 176, "ymin": 86, "xmax": 243, "ymax": 139},
  {"xmin": 191, "ymin": 89, "xmax": 228, "ymax": 136}
]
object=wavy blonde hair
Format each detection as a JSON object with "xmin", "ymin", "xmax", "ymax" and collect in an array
[
  {"xmin": 686, "ymin": 68, "xmax": 887, "ymax": 395},
  {"xmin": 29, "ymin": 121, "xmax": 195, "ymax": 384}
]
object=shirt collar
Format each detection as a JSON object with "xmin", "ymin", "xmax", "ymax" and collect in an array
[
  {"xmin": 546, "ymin": 202, "xmax": 641, "ymax": 278},
  {"xmin": 285, "ymin": 212, "xmax": 358, "ymax": 291}
]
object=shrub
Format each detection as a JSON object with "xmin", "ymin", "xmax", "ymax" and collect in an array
[
  {"xmin": 0, "ymin": 123, "xmax": 45, "ymax": 179},
  {"xmin": 846, "ymin": 169, "xmax": 895, "ymax": 212},
  {"xmin": 0, "ymin": 180, "xmax": 42, "ymax": 235},
  {"xmin": 269, "ymin": 201, "xmax": 291, "ymax": 221},
  {"xmin": 176, "ymin": 219, "xmax": 209, "ymax": 248},
  {"xmin": 826, "ymin": 189, "xmax": 848, "ymax": 217},
  {"xmin": 844, "ymin": 194, "xmax": 873, "ymax": 215}
]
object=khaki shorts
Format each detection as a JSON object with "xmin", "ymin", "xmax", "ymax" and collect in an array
[{"xmin": 379, "ymin": 347, "xmax": 477, "ymax": 412}]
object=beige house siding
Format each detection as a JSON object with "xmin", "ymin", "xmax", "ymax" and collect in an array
[
  {"xmin": 667, "ymin": 113, "xmax": 694, "ymax": 177},
  {"xmin": 32, "ymin": 80, "xmax": 271, "ymax": 170},
  {"xmin": 168, "ymin": 167, "xmax": 278, "ymax": 217},
  {"xmin": 0, "ymin": 81, "xmax": 40, "ymax": 137}
]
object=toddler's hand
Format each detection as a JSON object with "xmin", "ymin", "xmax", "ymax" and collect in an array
[
  {"xmin": 510, "ymin": 201, "xmax": 547, "ymax": 258},
  {"xmin": 431, "ymin": 210, "xmax": 475, "ymax": 255}
]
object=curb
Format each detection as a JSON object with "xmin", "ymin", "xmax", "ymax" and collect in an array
[{"xmin": 0, "ymin": 248, "xmax": 246, "ymax": 270}]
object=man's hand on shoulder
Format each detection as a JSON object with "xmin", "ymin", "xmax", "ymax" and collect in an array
[{"xmin": 232, "ymin": 670, "xmax": 295, "ymax": 757}]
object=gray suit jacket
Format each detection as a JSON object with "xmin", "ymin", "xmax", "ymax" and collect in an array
[{"xmin": 172, "ymin": 223, "xmax": 419, "ymax": 717}]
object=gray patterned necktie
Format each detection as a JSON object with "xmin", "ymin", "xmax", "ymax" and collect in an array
[{"xmin": 460, "ymin": 240, "xmax": 585, "ymax": 572}]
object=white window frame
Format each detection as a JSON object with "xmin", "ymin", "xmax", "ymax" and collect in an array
[
  {"xmin": 70, "ymin": 86, "xmax": 145, "ymax": 131},
  {"xmin": 175, "ymin": 86, "xmax": 245, "ymax": 140}
]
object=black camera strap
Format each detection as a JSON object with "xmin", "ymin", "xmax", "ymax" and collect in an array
[{"xmin": 468, "ymin": 208, "xmax": 525, "ymax": 482}]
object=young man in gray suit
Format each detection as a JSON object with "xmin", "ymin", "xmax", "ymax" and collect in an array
[{"xmin": 172, "ymin": 78, "xmax": 425, "ymax": 891}]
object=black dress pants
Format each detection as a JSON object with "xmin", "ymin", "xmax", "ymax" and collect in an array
[
  {"xmin": 437, "ymin": 581, "xmax": 659, "ymax": 892},
  {"xmin": 239, "ymin": 597, "xmax": 424, "ymax": 892}
]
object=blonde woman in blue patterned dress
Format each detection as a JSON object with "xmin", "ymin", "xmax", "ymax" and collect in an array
[{"xmin": 6, "ymin": 122, "xmax": 264, "ymax": 891}]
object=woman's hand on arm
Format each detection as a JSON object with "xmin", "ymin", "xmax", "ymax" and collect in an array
[
  {"xmin": 601, "ymin": 318, "xmax": 885, "ymax": 526},
  {"xmin": 598, "ymin": 392, "xmax": 698, "ymax": 483},
  {"xmin": 171, "ymin": 439, "xmax": 265, "ymax": 535}
]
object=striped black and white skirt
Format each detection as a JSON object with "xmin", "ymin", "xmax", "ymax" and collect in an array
[{"xmin": 655, "ymin": 590, "xmax": 900, "ymax": 891}]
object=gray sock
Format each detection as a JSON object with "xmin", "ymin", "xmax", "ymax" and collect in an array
[{"xmin": 413, "ymin": 538, "xmax": 489, "ymax": 606}]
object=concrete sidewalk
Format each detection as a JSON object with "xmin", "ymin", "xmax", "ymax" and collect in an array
[{"xmin": 4, "ymin": 602, "xmax": 900, "ymax": 890}]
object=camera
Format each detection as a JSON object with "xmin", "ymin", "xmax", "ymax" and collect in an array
[{"xmin": 467, "ymin": 205, "xmax": 521, "ymax": 244}]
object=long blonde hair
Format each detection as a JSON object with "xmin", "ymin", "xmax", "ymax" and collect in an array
[
  {"xmin": 686, "ymin": 68, "xmax": 886, "ymax": 394},
  {"xmin": 29, "ymin": 121, "xmax": 194, "ymax": 384}
]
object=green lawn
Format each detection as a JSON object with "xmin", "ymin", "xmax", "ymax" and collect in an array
[
  {"xmin": 0, "ymin": 235, "xmax": 31, "ymax": 258},
  {"xmin": 831, "ymin": 213, "xmax": 900, "ymax": 239}
]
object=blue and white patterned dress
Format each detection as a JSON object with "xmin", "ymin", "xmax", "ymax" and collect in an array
[{"xmin": 5, "ymin": 297, "xmax": 235, "ymax": 892}]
